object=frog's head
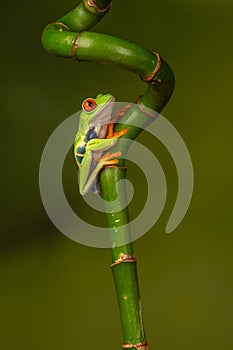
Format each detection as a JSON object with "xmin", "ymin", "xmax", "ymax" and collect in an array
[{"xmin": 81, "ymin": 93, "xmax": 115, "ymax": 126}]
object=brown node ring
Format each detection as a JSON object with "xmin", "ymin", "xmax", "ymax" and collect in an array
[
  {"xmin": 111, "ymin": 253, "xmax": 137, "ymax": 268},
  {"xmin": 122, "ymin": 341, "xmax": 148, "ymax": 350},
  {"xmin": 137, "ymin": 96, "xmax": 159, "ymax": 119},
  {"xmin": 72, "ymin": 33, "xmax": 83, "ymax": 62},
  {"xmin": 104, "ymin": 166, "xmax": 127, "ymax": 169},
  {"xmin": 51, "ymin": 22, "xmax": 70, "ymax": 31},
  {"xmin": 140, "ymin": 52, "xmax": 162, "ymax": 83},
  {"xmin": 84, "ymin": 0, "xmax": 112, "ymax": 14}
]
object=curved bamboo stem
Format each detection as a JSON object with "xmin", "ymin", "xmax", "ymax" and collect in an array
[{"xmin": 42, "ymin": 1, "xmax": 175, "ymax": 349}]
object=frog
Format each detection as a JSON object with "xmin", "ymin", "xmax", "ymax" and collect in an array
[{"xmin": 74, "ymin": 93, "xmax": 127, "ymax": 195}]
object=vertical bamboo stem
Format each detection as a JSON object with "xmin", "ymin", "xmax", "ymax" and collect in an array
[{"xmin": 101, "ymin": 167, "xmax": 147, "ymax": 349}]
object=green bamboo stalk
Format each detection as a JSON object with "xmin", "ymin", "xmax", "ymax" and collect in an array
[
  {"xmin": 100, "ymin": 167, "xmax": 147, "ymax": 348},
  {"xmin": 41, "ymin": 1, "xmax": 175, "ymax": 349}
]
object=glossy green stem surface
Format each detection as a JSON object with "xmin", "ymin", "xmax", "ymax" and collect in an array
[
  {"xmin": 42, "ymin": 1, "xmax": 175, "ymax": 349},
  {"xmin": 100, "ymin": 167, "xmax": 146, "ymax": 346}
]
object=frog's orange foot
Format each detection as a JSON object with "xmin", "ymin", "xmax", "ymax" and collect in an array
[
  {"xmin": 106, "ymin": 123, "xmax": 114, "ymax": 138},
  {"xmin": 113, "ymin": 104, "xmax": 132, "ymax": 122},
  {"xmin": 104, "ymin": 159, "xmax": 119, "ymax": 166},
  {"xmin": 98, "ymin": 151, "xmax": 122, "ymax": 165},
  {"xmin": 114, "ymin": 128, "xmax": 127, "ymax": 138},
  {"xmin": 107, "ymin": 125, "xmax": 127, "ymax": 139},
  {"xmin": 106, "ymin": 104, "xmax": 131, "ymax": 139}
]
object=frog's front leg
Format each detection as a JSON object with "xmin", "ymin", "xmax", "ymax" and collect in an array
[{"xmin": 79, "ymin": 137, "xmax": 122, "ymax": 195}]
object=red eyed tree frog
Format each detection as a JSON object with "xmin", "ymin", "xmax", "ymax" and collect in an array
[{"xmin": 74, "ymin": 93, "xmax": 127, "ymax": 195}]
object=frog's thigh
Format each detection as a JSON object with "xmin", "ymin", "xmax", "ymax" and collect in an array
[
  {"xmin": 87, "ymin": 137, "xmax": 118, "ymax": 152},
  {"xmin": 79, "ymin": 151, "xmax": 97, "ymax": 191},
  {"xmin": 79, "ymin": 151, "xmax": 109, "ymax": 195}
]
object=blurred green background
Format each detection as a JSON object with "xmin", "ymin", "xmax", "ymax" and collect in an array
[{"xmin": 1, "ymin": 0, "xmax": 233, "ymax": 349}]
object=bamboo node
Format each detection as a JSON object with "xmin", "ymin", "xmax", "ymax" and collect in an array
[
  {"xmin": 140, "ymin": 52, "xmax": 162, "ymax": 83},
  {"xmin": 122, "ymin": 341, "xmax": 148, "ymax": 350},
  {"xmin": 72, "ymin": 33, "xmax": 83, "ymax": 62},
  {"xmin": 51, "ymin": 22, "xmax": 70, "ymax": 31},
  {"xmin": 104, "ymin": 166, "xmax": 127, "ymax": 169},
  {"xmin": 111, "ymin": 253, "xmax": 136, "ymax": 268},
  {"xmin": 83, "ymin": 0, "xmax": 112, "ymax": 14},
  {"xmin": 137, "ymin": 96, "xmax": 159, "ymax": 119}
]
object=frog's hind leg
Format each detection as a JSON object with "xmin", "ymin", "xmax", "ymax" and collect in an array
[
  {"xmin": 97, "ymin": 151, "xmax": 121, "ymax": 165},
  {"xmin": 106, "ymin": 126, "xmax": 127, "ymax": 139},
  {"xmin": 79, "ymin": 152, "xmax": 98, "ymax": 195},
  {"xmin": 79, "ymin": 151, "xmax": 121, "ymax": 195}
]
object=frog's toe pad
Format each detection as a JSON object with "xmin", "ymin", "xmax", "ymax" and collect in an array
[
  {"xmin": 114, "ymin": 129, "xmax": 127, "ymax": 138},
  {"xmin": 104, "ymin": 159, "xmax": 119, "ymax": 166}
]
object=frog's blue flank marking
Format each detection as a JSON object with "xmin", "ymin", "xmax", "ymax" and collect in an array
[{"xmin": 75, "ymin": 127, "xmax": 98, "ymax": 166}]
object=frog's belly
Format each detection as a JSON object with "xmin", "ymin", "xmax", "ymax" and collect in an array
[{"xmin": 95, "ymin": 124, "xmax": 108, "ymax": 139}]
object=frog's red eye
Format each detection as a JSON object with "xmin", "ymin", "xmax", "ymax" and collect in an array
[{"xmin": 82, "ymin": 99, "xmax": 97, "ymax": 113}]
